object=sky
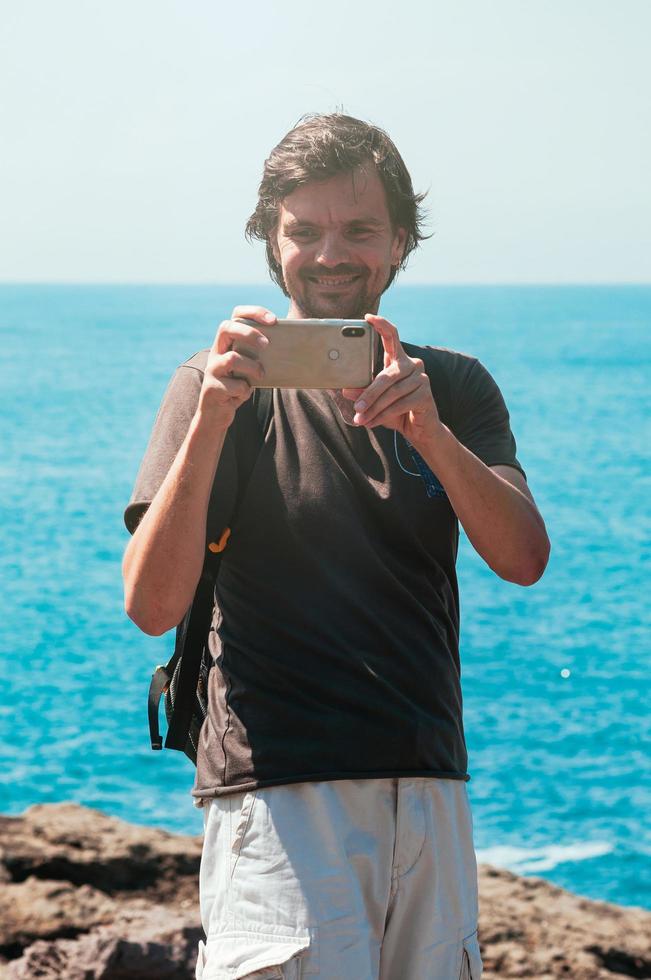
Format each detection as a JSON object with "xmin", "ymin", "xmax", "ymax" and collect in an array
[{"xmin": 1, "ymin": 0, "xmax": 650, "ymax": 284}]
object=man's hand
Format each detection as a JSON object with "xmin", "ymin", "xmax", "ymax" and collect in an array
[
  {"xmin": 198, "ymin": 306, "xmax": 276, "ymax": 429},
  {"xmin": 341, "ymin": 314, "xmax": 442, "ymax": 447}
]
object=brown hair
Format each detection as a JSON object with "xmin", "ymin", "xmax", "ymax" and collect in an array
[{"xmin": 245, "ymin": 113, "xmax": 428, "ymax": 295}]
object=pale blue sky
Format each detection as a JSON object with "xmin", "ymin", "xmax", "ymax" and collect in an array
[{"xmin": 2, "ymin": 0, "xmax": 650, "ymax": 283}]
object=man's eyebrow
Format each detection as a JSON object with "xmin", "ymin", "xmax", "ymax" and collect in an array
[
  {"xmin": 283, "ymin": 218, "xmax": 317, "ymax": 229},
  {"xmin": 346, "ymin": 217, "xmax": 384, "ymax": 226}
]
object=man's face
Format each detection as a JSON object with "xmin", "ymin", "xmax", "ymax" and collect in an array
[{"xmin": 273, "ymin": 166, "xmax": 407, "ymax": 319}]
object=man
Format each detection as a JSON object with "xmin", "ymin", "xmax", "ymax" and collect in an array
[{"xmin": 123, "ymin": 113, "xmax": 549, "ymax": 980}]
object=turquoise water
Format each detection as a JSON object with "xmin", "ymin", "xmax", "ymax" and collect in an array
[{"xmin": 1, "ymin": 284, "xmax": 649, "ymax": 910}]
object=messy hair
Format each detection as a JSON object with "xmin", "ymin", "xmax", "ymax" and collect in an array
[{"xmin": 245, "ymin": 113, "xmax": 428, "ymax": 295}]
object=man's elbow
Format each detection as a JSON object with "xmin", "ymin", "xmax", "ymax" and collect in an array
[
  {"xmin": 508, "ymin": 534, "xmax": 551, "ymax": 587},
  {"xmin": 124, "ymin": 589, "xmax": 175, "ymax": 637}
]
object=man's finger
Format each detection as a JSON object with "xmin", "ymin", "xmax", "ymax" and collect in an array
[
  {"xmin": 215, "ymin": 319, "xmax": 270, "ymax": 356},
  {"xmin": 352, "ymin": 360, "xmax": 416, "ymax": 415},
  {"xmin": 365, "ymin": 313, "xmax": 402, "ymax": 362},
  {"xmin": 231, "ymin": 305, "xmax": 277, "ymax": 324},
  {"xmin": 221, "ymin": 376, "xmax": 254, "ymax": 399},
  {"xmin": 354, "ymin": 373, "xmax": 422, "ymax": 425},
  {"xmin": 215, "ymin": 349, "xmax": 265, "ymax": 382},
  {"xmin": 358, "ymin": 389, "xmax": 424, "ymax": 430},
  {"xmin": 340, "ymin": 386, "xmax": 366, "ymax": 401},
  {"xmin": 203, "ymin": 375, "xmax": 253, "ymax": 404}
]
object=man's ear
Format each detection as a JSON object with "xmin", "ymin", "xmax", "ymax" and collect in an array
[{"xmin": 392, "ymin": 227, "xmax": 408, "ymax": 266}]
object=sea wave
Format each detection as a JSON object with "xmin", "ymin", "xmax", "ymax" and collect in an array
[{"xmin": 476, "ymin": 840, "xmax": 614, "ymax": 874}]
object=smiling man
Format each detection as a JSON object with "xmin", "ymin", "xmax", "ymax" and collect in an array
[
  {"xmin": 272, "ymin": 167, "xmax": 406, "ymax": 319},
  {"xmin": 123, "ymin": 114, "xmax": 549, "ymax": 980}
]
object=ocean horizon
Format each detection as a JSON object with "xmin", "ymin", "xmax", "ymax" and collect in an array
[{"xmin": 1, "ymin": 282, "xmax": 649, "ymax": 911}]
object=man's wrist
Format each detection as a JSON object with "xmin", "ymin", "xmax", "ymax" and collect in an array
[
  {"xmin": 193, "ymin": 399, "xmax": 233, "ymax": 439},
  {"xmin": 410, "ymin": 420, "xmax": 454, "ymax": 461}
]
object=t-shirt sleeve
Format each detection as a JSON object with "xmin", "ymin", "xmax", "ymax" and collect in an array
[
  {"xmin": 124, "ymin": 363, "xmax": 204, "ymax": 534},
  {"xmin": 451, "ymin": 357, "xmax": 526, "ymax": 479}
]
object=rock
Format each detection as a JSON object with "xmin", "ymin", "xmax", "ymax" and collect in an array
[
  {"xmin": 0, "ymin": 877, "xmax": 117, "ymax": 952},
  {"xmin": 0, "ymin": 804, "xmax": 203, "ymax": 979},
  {"xmin": 477, "ymin": 865, "xmax": 651, "ymax": 978},
  {"xmin": 0, "ymin": 803, "xmax": 201, "ymax": 901},
  {"xmin": 1, "ymin": 803, "xmax": 650, "ymax": 979},
  {"xmin": 5, "ymin": 906, "xmax": 202, "ymax": 980}
]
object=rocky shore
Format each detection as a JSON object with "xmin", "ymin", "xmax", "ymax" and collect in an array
[{"xmin": 0, "ymin": 803, "xmax": 649, "ymax": 979}]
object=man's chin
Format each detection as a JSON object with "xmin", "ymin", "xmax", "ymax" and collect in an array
[{"xmin": 297, "ymin": 290, "xmax": 372, "ymax": 320}]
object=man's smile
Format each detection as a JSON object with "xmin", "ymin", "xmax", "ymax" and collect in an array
[{"xmin": 308, "ymin": 274, "xmax": 361, "ymax": 287}]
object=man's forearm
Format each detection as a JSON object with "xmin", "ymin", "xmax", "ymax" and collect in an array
[
  {"xmin": 122, "ymin": 410, "xmax": 228, "ymax": 635},
  {"xmin": 414, "ymin": 425, "xmax": 550, "ymax": 586}
]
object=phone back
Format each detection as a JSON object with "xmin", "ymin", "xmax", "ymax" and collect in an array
[{"xmin": 235, "ymin": 319, "xmax": 376, "ymax": 389}]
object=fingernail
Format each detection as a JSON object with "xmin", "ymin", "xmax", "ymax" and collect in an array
[
  {"xmin": 257, "ymin": 335, "xmax": 269, "ymax": 346},
  {"xmin": 353, "ymin": 413, "xmax": 363, "ymax": 425},
  {"xmin": 264, "ymin": 312, "xmax": 275, "ymax": 322},
  {"xmin": 354, "ymin": 399, "xmax": 366, "ymax": 411}
]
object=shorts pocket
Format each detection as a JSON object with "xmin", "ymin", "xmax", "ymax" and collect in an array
[
  {"xmin": 459, "ymin": 928, "xmax": 482, "ymax": 979},
  {"xmin": 201, "ymin": 929, "xmax": 314, "ymax": 979}
]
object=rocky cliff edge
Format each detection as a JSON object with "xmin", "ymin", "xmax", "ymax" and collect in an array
[{"xmin": 0, "ymin": 804, "xmax": 649, "ymax": 979}]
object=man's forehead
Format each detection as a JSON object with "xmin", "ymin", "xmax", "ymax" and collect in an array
[{"xmin": 278, "ymin": 166, "xmax": 390, "ymax": 224}]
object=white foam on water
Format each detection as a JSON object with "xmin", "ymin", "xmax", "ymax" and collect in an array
[{"xmin": 476, "ymin": 840, "xmax": 614, "ymax": 874}]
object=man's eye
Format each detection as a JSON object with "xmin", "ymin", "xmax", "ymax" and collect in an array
[
  {"xmin": 348, "ymin": 227, "xmax": 374, "ymax": 238},
  {"xmin": 290, "ymin": 229, "xmax": 317, "ymax": 241}
]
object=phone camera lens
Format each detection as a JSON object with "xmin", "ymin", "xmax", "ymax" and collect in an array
[{"xmin": 342, "ymin": 327, "xmax": 363, "ymax": 338}]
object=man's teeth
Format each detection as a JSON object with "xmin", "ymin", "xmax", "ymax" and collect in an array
[{"xmin": 312, "ymin": 276, "xmax": 357, "ymax": 285}]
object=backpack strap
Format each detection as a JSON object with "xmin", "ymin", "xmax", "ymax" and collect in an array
[
  {"xmin": 149, "ymin": 388, "xmax": 273, "ymax": 753},
  {"xmin": 205, "ymin": 387, "xmax": 274, "ymax": 576}
]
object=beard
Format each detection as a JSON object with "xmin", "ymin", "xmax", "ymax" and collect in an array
[{"xmin": 285, "ymin": 265, "xmax": 388, "ymax": 319}]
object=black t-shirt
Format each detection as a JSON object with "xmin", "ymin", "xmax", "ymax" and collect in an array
[{"xmin": 125, "ymin": 343, "xmax": 525, "ymax": 798}]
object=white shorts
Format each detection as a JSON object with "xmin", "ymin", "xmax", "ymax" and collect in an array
[{"xmin": 196, "ymin": 777, "xmax": 482, "ymax": 980}]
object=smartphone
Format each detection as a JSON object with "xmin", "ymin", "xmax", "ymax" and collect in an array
[{"xmin": 234, "ymin": 318, "xmax": 377, "ymax": 389}]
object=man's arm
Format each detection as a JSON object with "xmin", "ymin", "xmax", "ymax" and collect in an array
[
  {"xmin": 415, "ymin": 435, "xmax": 549, "ymax": 586},
  {"xmin": 343, "ymin": 314, "xmax": 550, "ymax": 587},
  {"xmin": 122, "ymin": 307, "xmax": 272, "ymax": 636}
]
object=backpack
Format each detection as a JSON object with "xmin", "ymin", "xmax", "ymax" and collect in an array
[{"xmin": 147, "ymin": 386, "xmax": 273, "ymax": 764}]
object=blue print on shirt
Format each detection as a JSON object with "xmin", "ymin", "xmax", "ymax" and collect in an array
[{"xmin": 405, "ymin": 440, "xmax": 447, "ymax": 498}]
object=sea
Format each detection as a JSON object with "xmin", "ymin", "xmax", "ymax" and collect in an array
[{"xmin": 0, "ymin": 283, "xmax": 649, "ymax": 911}]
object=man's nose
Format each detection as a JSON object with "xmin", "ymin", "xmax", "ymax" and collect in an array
[{"xmin": 315, "ymin": 233, "xmax": 349, "ymax": 267}]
